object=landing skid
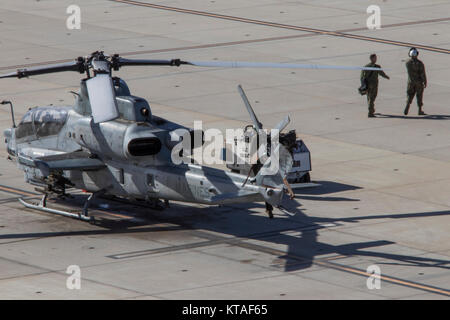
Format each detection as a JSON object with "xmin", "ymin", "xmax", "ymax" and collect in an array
[{"xmin": 18, "ymin": 193, "xmax": 94, "ymax": 222}]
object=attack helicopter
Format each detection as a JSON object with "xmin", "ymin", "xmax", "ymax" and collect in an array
[{"xmin": 1, "ymin": 51, "xmax": 382, "ymax": 221}]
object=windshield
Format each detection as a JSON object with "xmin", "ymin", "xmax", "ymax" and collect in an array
[{"xmin": 16, "ymin": 107, "xmax": 69, "ymax": 140}]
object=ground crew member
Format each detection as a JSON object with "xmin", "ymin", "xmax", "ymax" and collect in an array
[
  {"xmin": 361, "ymin": 54, "xmax": 390, "ymax": 117},
  {"xmin": 404, "ymin": 48, "xmax": 427, "ymax": 115}
]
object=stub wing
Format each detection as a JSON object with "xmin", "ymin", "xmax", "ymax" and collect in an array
[{"xmin": 34, "ymin": 151, "xmax": 105, "ymax": 176}]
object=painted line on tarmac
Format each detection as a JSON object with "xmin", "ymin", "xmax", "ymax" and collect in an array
[
  {"xmin": 113, "ymin": 0, "xmax": 450, "ymax": 54},
  {"xmin": 0, "ymin": 184, "xmax": 37, "ymax": 197}
]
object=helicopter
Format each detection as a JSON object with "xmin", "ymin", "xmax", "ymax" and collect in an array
[{"xmin": 1, "ymin": 51, "xmax": 382, "ymax": 221}]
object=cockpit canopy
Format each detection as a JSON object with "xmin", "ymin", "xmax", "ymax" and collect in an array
[{"xmin": 15, "ymin": 107, "xmax": 69, "ymax": 141}]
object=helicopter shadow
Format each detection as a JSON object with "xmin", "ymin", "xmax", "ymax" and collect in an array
[
  {"xmin": 143, "ymin": 180, "xmax": 449, "ymax": 273},
  {"xmin": 375, "ymin": 113, "xmax": 450, "ymax": 120},
  {"xmin": 187, "ymin": 193, "xmax": 450, "ymax": 272},
  {"xmin": 293, "ymin": 180, "xmax": 361, "ymax": 202},
  {"xmin": 2, "ymin": 181, "xmax": 449, "ymax": 273}
]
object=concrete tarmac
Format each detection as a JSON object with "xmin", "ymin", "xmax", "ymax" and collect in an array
[{"xmin": 0, "ymin": 0, "xmax": 449, "ymax": 299}]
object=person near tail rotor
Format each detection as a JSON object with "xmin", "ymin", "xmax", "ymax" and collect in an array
[
  {"xmin": 360, "ymin": 54, "xmax": 390, "ymax": 118},
  {"xmin": 404, "ymin": 48, "xmax": 427, "ymax": 116}
]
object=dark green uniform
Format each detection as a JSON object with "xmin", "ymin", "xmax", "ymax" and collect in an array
[
  {"xmin": 405, "ymin": 58, "xmax": 427, "ymax": 113},
  {"xmin": 361, "ymin": 63, "xmax": 389, "ymax": 116}
]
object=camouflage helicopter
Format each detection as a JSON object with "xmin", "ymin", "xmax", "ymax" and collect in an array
[{"xmin": 1, "ymin": 51, "xmax": 381, "ymax": 221}]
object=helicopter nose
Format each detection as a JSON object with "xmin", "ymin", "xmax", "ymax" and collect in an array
[
  {"xmin": 3, "ymin": 128, "xmax": 16, "ymax": 156},
  {"xmin": 3, "ymin": 128, "xmax": 12, "ymax": 140}
]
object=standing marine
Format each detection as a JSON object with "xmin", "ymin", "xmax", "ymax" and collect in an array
[
  {"xmin": 360, "ymin": 54, "xmax": 390, "ymax": 118},
  {"xmin": 404, "ymin": 48, "xmax": 427, "ymax": 115}
]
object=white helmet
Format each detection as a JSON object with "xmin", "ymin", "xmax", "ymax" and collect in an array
[{"xmin": 409, "ymin": 48, "xmax": 419, "ymax": 57}]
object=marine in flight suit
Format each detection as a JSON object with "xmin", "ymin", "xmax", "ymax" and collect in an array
[
  {"xmin": 404, "ymin": 48, "xmax": 427, "ymax": 116},
  {"xmin": 361, "ymin": 54, "xmax": 390, "ymax": 118}
]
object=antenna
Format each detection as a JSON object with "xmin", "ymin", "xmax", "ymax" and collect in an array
[{"xmin": 1, "ymin": 100, "xmax": 16, "ymax": 128}]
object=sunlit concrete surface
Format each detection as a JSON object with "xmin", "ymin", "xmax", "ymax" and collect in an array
[{"xmin": 0, "ymin": 0, "xmax": 449, "ymax": 299}]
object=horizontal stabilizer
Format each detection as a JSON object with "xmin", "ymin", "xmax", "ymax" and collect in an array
[
  {"xmin": 289, "ymin": 182, "xmax": 321, "ymax": 189},
  {"xmin": 34, "ymin": 151, "xmax": 105, "ymax": 176},
  {"xmin": 210, "ymin": 190, "xmax": 259, "ymax": 204}
]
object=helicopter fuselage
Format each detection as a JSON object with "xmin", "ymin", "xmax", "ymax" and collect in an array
[{"xmin": 4, "ymin": 91, "xmax": 268, "ymax": 207}]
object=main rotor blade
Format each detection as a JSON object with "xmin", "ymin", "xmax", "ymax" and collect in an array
[
  {"xmin": 237, "ymin": 85, "xmax": 262, "ymax": 131},
  {"xmin": 0, "ymin": 71, "xmax": 19, "ymax": 79},
  {"xmin": 0, "ymin": 61, "xmax": 83, "ymax": 79},
  {"xmin": 115, "ymin": 57, "xmax": 187, "ymax": 67},
  {"xmin": 187, "ymin": 60, "xmax": 383, "ymax": 71}
]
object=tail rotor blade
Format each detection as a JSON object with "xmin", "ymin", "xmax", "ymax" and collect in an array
[
  {"xmin": 274, "ymin": 115, "xmax": 290, "ymax": 133},
  {"xmin": 237, "ymin": 85, "xmax": 262, "ymax": 130}
]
